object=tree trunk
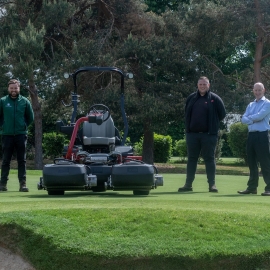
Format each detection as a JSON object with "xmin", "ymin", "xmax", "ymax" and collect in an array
[
  {"xmin": 253, "ymin": 0, "xmax": 264, "ymax": 82},
  {"xmin": 28, "ymin": 77, "xmax": 43, "ymax": 170},
  {"xmin": 142, "ymin": 120, "xmax": 154, "ymax": 164}
]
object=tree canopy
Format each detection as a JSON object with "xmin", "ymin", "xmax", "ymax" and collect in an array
[{"xmin": 0, "ymin": 0, "xmax": 270, "ymax": 164}]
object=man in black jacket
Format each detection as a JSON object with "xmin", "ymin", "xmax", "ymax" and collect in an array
[{"xmin": 178, "ymin": 77, "xmax": 226, "ymax": 193}]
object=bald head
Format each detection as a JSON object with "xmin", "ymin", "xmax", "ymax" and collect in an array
[
  {"xmin": 253, "ymin": 82, "xmax": 265, "ymax": 101},
  {"xmin": 254, "ymin": 82, "xmax": 264, "ymax": 90}
]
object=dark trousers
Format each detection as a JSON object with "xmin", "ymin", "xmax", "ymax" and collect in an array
[
  {"xmin": 247, "ymin": 131, "xmax": 270, "ymax": 191},
  {"xmin": 0, "ymin": 134, "xmax": 27, "ymax": 184},
  {"xmin": 186, "ymin": 132, "xmax": 218, "ymax": 186}
]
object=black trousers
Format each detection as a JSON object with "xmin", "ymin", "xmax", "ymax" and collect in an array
[
  {"xmin": 247, "ymin": 131, "xmax": 270, "ymax": 191},
  {"xmin": 0, "ymin": 134, "xmax": 27, "ymax": 184},
  {"xmin": 186, "ymin": 132, "xmax": 218, "ymax": 186}
]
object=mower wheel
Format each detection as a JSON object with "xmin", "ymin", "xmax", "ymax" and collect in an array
[
  {"xmin": 133, "ymin": 190, "xmax": 149, "ymax": 196},
  {"xmin": 92, "ymin": 187, "xmax": 106, "ymax": 192},
  {"xmin": 48, "ymin": 190, "xmax": 65, "ymax": 195}
]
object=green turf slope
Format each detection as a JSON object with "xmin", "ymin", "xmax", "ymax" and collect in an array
[{"xmin": 0, "ymin": 173, "xmax": 269, "ymax": 270}]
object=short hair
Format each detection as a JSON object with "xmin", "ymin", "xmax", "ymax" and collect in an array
[
  {"xmin": 254, "ymin": 82, "xmax": 264, "ymax": 90},
  {"xmin": 198, "ymin": 76, "xmax": 209, "ymax": 83},
  {"xmin": 8, "ymin": 79, "xmax": 20, "ymax": 87}
]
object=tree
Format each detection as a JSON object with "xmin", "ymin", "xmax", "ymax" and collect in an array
[
  {"xmin": 51, "ymin": 0, "xmax": 189, "ymax": 164},
  {"xmin": 0, "ymin": 0, "xmax": 103, "ymax": 168},
  {"xmin": 0, "ymin": 15, "xmax": 46, "ymax": 168},
  {"xmin": 119, "ymin": 32, "xmax": 188, "ymax": 163},
  {"xmin": 173, "ymin": 0, "xmax": 270, "ymax": 105},
  {"xmin": 143, "ymin": 0, "xmax": 186, "ymax": 14},
  {"xmin": 253, "ymin": 0, "xmax": 270, "ymax": 83},
  {"xmin": 2, "ymin": 0, "xmax": 269, "ymax": 166},
  {"xmin": 66, "ymin": 0, "xmax": 205, "ymax": 164}
]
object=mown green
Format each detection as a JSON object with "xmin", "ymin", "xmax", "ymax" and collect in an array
[{"xmin": 0, "ymin": 172, "xmax": 269, "ymax": 269}]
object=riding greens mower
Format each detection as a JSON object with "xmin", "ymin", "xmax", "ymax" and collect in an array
[{"xmin": 37, "ymin": 67, "xmax": 163, "ymax": 195}]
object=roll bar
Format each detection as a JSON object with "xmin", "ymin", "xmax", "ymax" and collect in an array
[{"xmin": 63, "ymin": 66, "xmax": 132, "ymax": 146}]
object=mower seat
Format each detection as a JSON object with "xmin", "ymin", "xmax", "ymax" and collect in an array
[{"xmin": 82, "ymin": 111, "xmax": 116, "ymax": 146}]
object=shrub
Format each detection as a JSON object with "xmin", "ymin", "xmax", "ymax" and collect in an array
[
  {"xmin": 43, "ymin": 132, "xmax": 67, "ymax": 159},
  {"xmin": 154, "ymin": 133, "xmax": 172, "ymax": 163},
  {"xmin": 221, "ymin": 132, "xmax": 233, "ymax": 157},
  {"xmin": 227, "ymin": 122, "xmax": 248, "ymax": 164},
  {"xmin": 133, "ymin": 137, "xmax": 143, "ymax": 156},
  {"xmin": 215, "ymin": 129, "xmax": 225, "ymax": 161},
  {"xmin": 133, "ymin": 134, "xmax": 173, "ymax": 163},
  {"xmin": 174, "ymin": 139, "xmax": 187, "ymax": 161}
]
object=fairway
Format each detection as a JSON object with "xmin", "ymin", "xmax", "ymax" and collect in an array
[
  {"xmin": 0, "ymin": 172, "xmax": 269, "ymax": 214},
  {"xmin": 1, "ymin": 172, "xmax": 270, "ymax": 270}
]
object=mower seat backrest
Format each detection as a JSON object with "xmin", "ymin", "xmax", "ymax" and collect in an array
[{"xmin": 82, "ymin": 111, "xmax": 116, "ymax": 146}]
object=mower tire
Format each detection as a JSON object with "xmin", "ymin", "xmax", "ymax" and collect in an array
[
  {"xmin": 48, "ymin": 190, "xmax": 65, "ymax": 196},
  {"xmin": 92, "ymin": 187, "xmax": 106, "ymax": 192},
  {"xmin": 133, "ymin": 190, "xmax": 149, "ymax": 196}
]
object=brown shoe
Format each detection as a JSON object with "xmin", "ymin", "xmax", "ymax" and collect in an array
[
  {"xmin": 178, "ymin": 185, "xmax": 193, "ymax": 192},
  {"xmin": 209, "ymin": 185, "xmax": 218, "ymax": 192},
  {"xmin": 261, "ymin": 190, "xmax": 270, "ymax": 196},
  {"xmin": 237, "ymin": 189, "xmax": 257, "ymax": 194}
]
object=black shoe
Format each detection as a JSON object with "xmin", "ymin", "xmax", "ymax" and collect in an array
[
  {"xmin": 0, "ymin": 183, "xmax": 7, "ymax": 191},
  {"xmin": 261, "ymin": 190, "xmax": 270, "ymax": 196},
  {"xmin": 19, "ymin": 182, "xmax": 29, "ymax": 192},
  {"xmin": 237, "ymin": 189, "xmax": 257, "ymax": 194},
  {"xmin": 209, "ymin": 185, "xmax": 218, "ymax": 192},
  {"xmin": 178, "ymin": 185, "xmax": 193, "ymax": 192}
]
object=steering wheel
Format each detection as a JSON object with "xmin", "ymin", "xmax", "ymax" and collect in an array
[{"xmin": 88, "ymin": 104, "xmax": 111, "ymax": 122}]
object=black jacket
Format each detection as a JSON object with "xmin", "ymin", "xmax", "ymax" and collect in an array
[{"xmin": 185, "ymin": 90, "xmax": 226, "ymax": 135}]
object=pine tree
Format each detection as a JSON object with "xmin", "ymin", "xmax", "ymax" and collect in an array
[{"xmin": 0, "ymin": 0, "xmax": 102, "ymax": 168}]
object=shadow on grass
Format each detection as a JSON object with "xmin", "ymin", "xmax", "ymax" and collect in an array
[
  {"xmin": 27, "ymin": 191, "xmax": 159, "ymax": 199},
  {"xmin": 0, "ymin": 224, "xmax": 269, "ymax": 270},
  {"xmin": 156, "ymin": 191, "xmax": 210, "ymax": 195},
  {"xmin": 28, "ymin": 190, "xmax": 211, "ymax": 198},
  {"xmin": 210, "ymin": 194, "xmax": 259, "ymax": 197}
]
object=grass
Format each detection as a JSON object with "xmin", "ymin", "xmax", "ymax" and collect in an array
[
  {"xmin": 169, "ymin": 157, "xmax": 246, "ymax": 166},
  {"xmin": 1, "ymin": 170, "xmax": 270, "ymax": 269},
  {"xmin": 157, "ymin": 163, "xmax": 249, "ymax": 175}
]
